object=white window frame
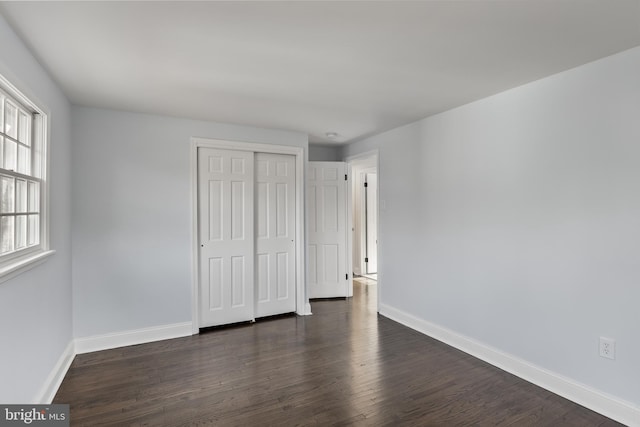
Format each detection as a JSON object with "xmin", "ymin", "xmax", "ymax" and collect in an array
[{"xmin": 0, "ymin": 73, "xmax": 53, "ymax": 284}]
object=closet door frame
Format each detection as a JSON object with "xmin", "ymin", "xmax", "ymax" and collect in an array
[{"xmin": 190, "ymin": 137, "xmax": 308, "ymax": 334}]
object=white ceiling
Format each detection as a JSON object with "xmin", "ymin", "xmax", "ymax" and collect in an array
[{"xmin": 1, "ymin": 1, "xmax": 639, "ymax": 144}]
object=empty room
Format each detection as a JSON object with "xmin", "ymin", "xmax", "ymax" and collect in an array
[{"xmin": 0, "ymin": 1, "xmax": 638, "ymax": 426}]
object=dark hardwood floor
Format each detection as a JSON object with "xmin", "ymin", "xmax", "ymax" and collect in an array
[{"xmin": 55, "ymin": 278, "xmax": 622, "ymax": 426}]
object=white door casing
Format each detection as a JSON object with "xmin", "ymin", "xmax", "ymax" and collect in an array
[
  {"xmin": 198, "ymin": 148, "xmax": 255, "ymax": 327},
  {"xmin": 308, "ymin": 161, "xmax": 348, "ymax": 298},
  {"xmin": 365, "ymin": 172, "xmax": 378, "ymax": 274},
  {"xmin": 255, "ymin": 153, "xmax": 296, "ymax": 317}
]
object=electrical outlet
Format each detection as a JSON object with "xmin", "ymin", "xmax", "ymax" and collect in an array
[{"xmin": 599, "ymin": 337, "xmax": 615, "ymax": 360}]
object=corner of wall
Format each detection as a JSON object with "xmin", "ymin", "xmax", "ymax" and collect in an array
[{"xmin": 379, "ymin": 303, "xmax": 640, "ymax": 427}]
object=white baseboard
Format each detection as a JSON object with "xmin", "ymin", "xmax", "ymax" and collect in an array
[
  {"xmin": 34, "ymin": 340, "xmax": 75, "ymax": 404},
  {"xmin": 35, "ymin": 322, "xmax": 193, "ymax": 403},
  {"xmin": 74, "ymin": 321, "xmax": 193, "ymax": 354},
  {"xmin": 296, "ymin": 302, "xmax": 313, "ymax": 316},
  {"xmin": 379, "ymin": 303, "xmax": 639, "ymax": 427}
]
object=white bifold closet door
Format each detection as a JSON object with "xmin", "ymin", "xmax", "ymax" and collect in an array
[
  {"xmin": 255, "ymin": 153, "xmax": 296, "ymax": 318},
  {"xmin": 307, "ymin": 162, "xmax": 348, "ymax": 298},
  {"xmin": 198, "ymin": 148, "xmax": 296, "ymax": 328}
]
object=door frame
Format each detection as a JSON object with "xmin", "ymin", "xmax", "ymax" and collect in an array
[
  {"xmin": 191, "ymin": 137, "xmax": 307, "ymax": 334},
  {"xmin": 358, "ymin": 168, "xmax": 377, "ymax": 276},
  {"xmin": 345, "ymin": 149, "xmax": 380, "ymax": 309}
]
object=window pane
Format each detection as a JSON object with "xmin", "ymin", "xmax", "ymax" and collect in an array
[
  {"xmin": 16, "ymin": 179, "xmax": 27, "ymax": 212},
  {"xmin": 5, "ymin": 101, "xmax": 17, "ymax": 139},
  {"xmin": 18, "ymin": 111, "xmax": 31, "ymax": 146},
  {"xmin": 3, "ymin": 139, "xmax": 16, "ymax": 171},
  {"xmin": 1, "ymin": 216, "xmax": 14, "ymax": 253},
  {"xmin": 0, "ymin": 81, "xmax": 46, "ymax": 260},
  {"xmin": 1, "ymin": 176, "xmax": 15, "ymax": 213},
  {"xmin": 27, "ymin": 214, "xmax": 39, "ymax": 246},
  {"xmin": 17, "ymin": 145, "xmax": 31, "ymax": 175},
  {"xmin": 28, "ymin": 181, "xmax": 39, "ymax": 212},
  {"xmin": 15, "ymin": 214, "xmax": 26, "ymax": 250}
]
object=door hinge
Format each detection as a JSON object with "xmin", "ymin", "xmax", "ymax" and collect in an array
[
  {"xmin": 345, "ymin": 174, "xmax": 348, "ymax": 181},
  {"xmin": 365, "ymin": 257, "xmax": 368, "ymax": 263},
  {"xmin": 364, "ymin": 182, "xmax": 368, "ymax": 187},
  {"xmin": 346, "ymin": 274, "xmax": 349, "ymax": 280}
]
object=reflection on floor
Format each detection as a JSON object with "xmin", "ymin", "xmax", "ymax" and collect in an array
[
  {"xmin": 353, "ymin": 276, "xmax": 377, "ymax": 304},
  {"xmin": 361, "ymin": 273, "xmax": 377, "ymax": 281},
  {"xmin": 353, "ymin": 273, "xmax": 378, "ymax": 284}
]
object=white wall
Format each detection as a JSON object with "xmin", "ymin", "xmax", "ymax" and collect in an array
[
  {"xmin": 0, "ymin": 15, "xmax": 73, "ymax": 402},
  {"xmin": 343, "ymin": 47, "xmax": 640, "ymax": 407},
  {"xmin": 71, "ymin": 106, "xmax": 307, "ymax": 338},
  {"xmin": 343, "ymin": 123, "xmax": 425, "ymax": 295},
  {"xmin": 309, "ymin": 144, "xmax": 341, "ymax": 161}
]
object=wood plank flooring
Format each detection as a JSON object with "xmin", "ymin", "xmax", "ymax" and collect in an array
[{"xmin": 54, "ymin": 279, "xmax": 622, "ymax": 426}]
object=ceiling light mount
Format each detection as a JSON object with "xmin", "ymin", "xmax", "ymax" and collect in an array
[{"xmin": 325, "ymin": 132, "xmax": 339, "ymax": 140}]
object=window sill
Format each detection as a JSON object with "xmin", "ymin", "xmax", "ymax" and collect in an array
[{"xmin": 0, "ymin": 250, "xmax": 56, "ymax": 285}]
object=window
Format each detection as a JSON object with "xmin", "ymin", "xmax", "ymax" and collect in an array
[{"xmin": 0, "ymin": 74, "xmax": 52, "ymax": 282}]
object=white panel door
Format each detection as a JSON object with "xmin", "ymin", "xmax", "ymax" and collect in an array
[
  {"xmin": 365, "ymin": 173, "xmax": 378, "ymax": 274},
  {"xmin": 308, "ymin": 162, "xmax": 348, "ymax": 298},
  {"xmin": 255, "ymin": 153, "xmax": 296, "ymax": 317},
  {"xmin": 198, "ymin": 148, "xmax": 255, "ymax": 327}
]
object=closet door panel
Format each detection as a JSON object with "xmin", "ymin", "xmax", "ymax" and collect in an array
[{"xmin": 198, "ymin": 148, "xmax": 254, "ymax": 327}]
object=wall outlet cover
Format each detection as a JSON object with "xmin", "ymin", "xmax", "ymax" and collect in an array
[{"xmin": 599, "ymin": 337, "xmax": 615, "ymax": 360}]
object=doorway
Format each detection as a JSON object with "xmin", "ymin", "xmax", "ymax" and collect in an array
[
  {"xmin": 362, "ymin": 171, "xmax": 377, "ymax": 279},
  {"xmin": 347, "ymin": 151, "xmax": 379, "ymax": 306}
]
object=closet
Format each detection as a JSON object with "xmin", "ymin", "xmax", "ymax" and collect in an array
[{"xmin": 197, "ymin": 147, "xmax": 296, "ymax": 328}]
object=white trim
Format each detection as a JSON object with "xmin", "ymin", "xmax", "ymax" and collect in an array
[
  {"xmin": 192, "ymin": 137, "xmax": 304, "ymax": 156},
  {"xmin": 35, "ymin": 322, "xmax": 194, "ymax": 402},
  {"xmin": 75, "ymin": 322, "xmax": 193, "ymax": 354},
  {"xmin": 190, "ymin": 140, "xmax": 199, "ymax": 334},
  {"xmin": 41, "ymin": 110, "xmax": 51, "ymax": 256},
  {"xmin": 379, "ymin": 303, "xmax": 640, "ymax": 427},
  {"xmin": 34, "ymin": 340, "xmax": 75, "ymax": 404},
  {"xmin": 0, "ymin": 250, "xmax": 55, "ymax": 284},
  {"xmin": 190, "ymin": 137, "xmax": 307, "ymax": 329},
  {"xmin": 303, "ymin": 302, "xmax": 312, "ymax": 315},
  {"xmin": 294, "ymin": 149, "xmax": 306, "ymax": 316},
  {"xmin": 344, "ymin": 149, "xmax": 380, "ymax": 164},
  {"xmin": 346, "ymin": 163, "xmax": 353, "ymax": 297}
]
